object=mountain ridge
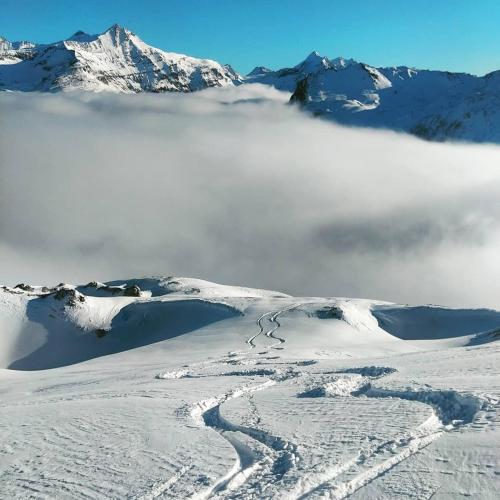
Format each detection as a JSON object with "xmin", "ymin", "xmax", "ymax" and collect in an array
[{"xmin": 0, "ymin": 24, "xmax": 241, "ymax": 92}]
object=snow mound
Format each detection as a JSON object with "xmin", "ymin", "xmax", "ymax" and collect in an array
[{"xmin": 298, "ymin": 375, "xmax": 367, "ymax": 398}]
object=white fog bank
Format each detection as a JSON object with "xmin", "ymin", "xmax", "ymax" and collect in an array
[{"xmin": 1, "ymin": 85, "xmax": 500, "ymax": 308}]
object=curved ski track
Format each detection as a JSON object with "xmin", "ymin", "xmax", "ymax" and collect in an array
[{"xmin": 246, "ymin": 304, "xmax": 300, "ymax": 349}]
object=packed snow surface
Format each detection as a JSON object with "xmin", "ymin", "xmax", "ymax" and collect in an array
[{"xmin": 1, "ymin": 276, "xmax": 499, "ymax": 498}]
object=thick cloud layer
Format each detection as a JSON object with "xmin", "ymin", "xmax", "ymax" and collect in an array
[{"xmin": 2, "ymin": 85, "xmax": 500, "ymax": 307}]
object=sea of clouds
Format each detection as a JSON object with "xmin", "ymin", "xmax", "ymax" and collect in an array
[{"xmin": 2, "ymin": 84, "xmax": 500, "ymax": 307}]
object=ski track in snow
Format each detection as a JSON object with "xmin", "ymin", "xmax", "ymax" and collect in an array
[
  {"xmin": 154, "ymin": 307, "xmax": 495, "ymax": 499},
  {"xmin": 246, "ymin": 304, "xmax": 303, "ymax": 349}
]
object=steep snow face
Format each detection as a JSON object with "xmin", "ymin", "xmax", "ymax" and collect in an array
[
  {"xmin": 290, "ymin": 63, "xmax": 500, "ymax": 142},
  {"xmin": 0, "ymin": 25, "xmax": 241, "ymax": 93}
]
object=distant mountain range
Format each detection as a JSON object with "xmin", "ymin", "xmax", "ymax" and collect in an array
[{"xmin": 2, "ymin": 25, "xmax": 500, "ymax": 143}]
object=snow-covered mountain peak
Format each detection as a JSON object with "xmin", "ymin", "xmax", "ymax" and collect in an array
[
  {"xmin": 0, "ymin": 36, "xmax": 37, "ymax": 64},
  {"xmin": 294, "ymin": 52, "xmax": 358, "ymax": 74},
  {"xmin": 330, "ymin": 56, "xmax": 357, "ymax": 68},
  {"xmin": 100, "ymin": 23, "xmax": 135, "ymax": 45},
  {"xmin": 64, "ymin": 24, "xmax": 142, "ymax": 50},
  {"xmin": 0, "ymin": 25, "xmax": 241, "ymax": 92},
  {"xmin": 0, "ymin": 36, "xmax": 36, "ymax": 51},
  {"xmin": 247, "ymin": 65, "xmax": 272, "ymax": 77},
  {"xmin": 302, "ymin": 50, "xmax": 323, "ymax": 62},
  {"xmin": 295, "ymin": 51, "xmax": 331, "ymax": 72},
  {"xmin": 66, "ymin": 30, "xmax": 97, "ymax": 43},
  {"xmin": 244, "ymin": 51, "xmax": 361, "ymax": 91}
]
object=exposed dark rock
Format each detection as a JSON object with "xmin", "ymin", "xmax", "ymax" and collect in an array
[
  {"xmin": 54, "ymin": 288, "xmax": 85, "ymax": 306},
  {"xmin": 14, "ymin": 283, "xmax": 34, "ymax": 292},
  {"xmin": 123, "ymin": 285, "xmax": 141, "ymax": 297},
  {"xmin": 95, "ymin": 329, "xmax": 108, "ymax": 338},
  {"xmin": 290, "ymin": 76, "xmax": 309, "ymax": 106},
  {"xmin": 316, "ymin": 305, "xmax": 344, "ymax": 320}
]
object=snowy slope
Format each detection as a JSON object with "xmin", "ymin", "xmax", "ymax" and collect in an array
[
  {"xmin": 0, "ymin": 25, "xmax": 241, "ymax": 92},
  {"xmin": 1, "ymin": 276, "xmax": 500, "ymax": 498}
]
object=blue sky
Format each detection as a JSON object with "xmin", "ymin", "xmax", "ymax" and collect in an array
[{"xmin": 2, "ymin": 0, "xmax": 500, "ymax": 75}]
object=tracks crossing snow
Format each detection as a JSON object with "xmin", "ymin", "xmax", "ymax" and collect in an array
[{"xmin": 155, "ymin": 306, "xmax": 493, "ymax": 499}]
